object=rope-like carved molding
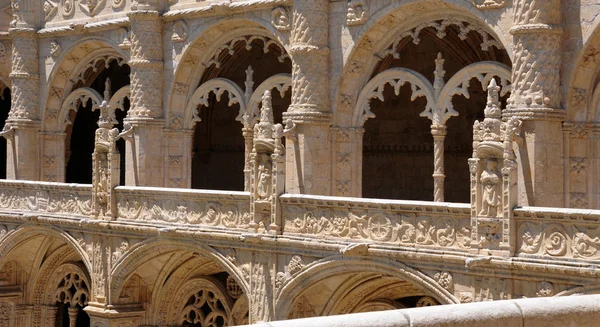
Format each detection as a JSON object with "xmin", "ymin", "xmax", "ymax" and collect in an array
[
  {"xmin": 184, "ymin": 78, "xmax": 247, "ymax": 129},
  {"xmin": 379, "ymin": 18, "xmax": 503, "ymax": 60},
  {"xmin": 353, "ymin": 67, "xmax": 435, "ymax": 126},
  {"xmin": 205, "ymin": 35, "xmax": 290, "ymax": 69},
  {"xmin": 71, "ymin": 55, "xmax": 126, "ymax": 86},
  {"xmin": 245, "ymin": 73, "xmax": 291, "ymax": 127},
  {"xmin": 162, "ymin": 0, "xmax": 292, "ymax": 21}
]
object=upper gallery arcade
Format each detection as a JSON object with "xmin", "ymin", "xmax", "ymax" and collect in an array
[{"xmin": 0, "ymin": 0, "xmax": 599, "ymax": 209}]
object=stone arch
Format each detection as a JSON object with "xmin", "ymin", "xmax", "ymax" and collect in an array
[
  {"xmin": 183, "ymin": 78, "xmax": 247, "ymax": 130},
  {"xmin": 110, "ymin": 238, "xmax": 249, "ymax": 305},
  {"xmin": 336, "ymin": 0, "xmax": 511, "ymax": 126},
  {"xmin": 168, "ymin": 19, "xmax": 289, "ymax": 127},
  {"xmin": 58, "ymin": 87, "xmax": 103, "ymax": 132},
  {"xmin": 246, "ymin": 74, "xmax": 292, "ymax": 125},
  {"xmin": 108, "ymin": 85, "xmax": 131, "ymax": 112},
  {"xmin": 275, "ymin": 255, "xmax": 457, "ymax": 320},
  {"xmin": 353, "ymin": 67, "xmax": 436, "ymax": 127},
  {"xmin": 42, "ymin": 37, "xmax": 128, "ymax": 132},
  {"xmin": 566, "ymin": 23, "xmax": 600, "ymax": 122},
  {"xmin": 0, "ymin": 224, "xmax": 92, "ymax": 274}
]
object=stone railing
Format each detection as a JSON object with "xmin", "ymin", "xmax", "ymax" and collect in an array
[
  {"xmin": 515, "ymin": 206, "xmax": 600, "ymax": 261},
  {"xmin": 0, "ymin": 180, "xmax": 93, "ymax": 217},
  {"xmin": 280, "ymin": 194, "xmax": 472, "ymax": 251},
  {"xmin": 115, "ymin": 186, "xmax": 251, "ymax": 230}
]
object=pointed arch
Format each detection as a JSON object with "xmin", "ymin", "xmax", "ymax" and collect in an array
[
  {"xmin": 110, "ymin": 238, "xmax": 248, "ymax": 305},
  {"xmin": 275, "ymin": 255, "xmax": 457, "ymax": 320},
  {"xmin": 184, "ymin": 78, "xmax": 247, "ymax": 130},
  {"xmin": 58, "ymin": 87, "xmax": 103, "ymax": 131},
  {"xmin": 246, "ymin": 74, "xmax": 292, "ymax": 125},
  {"xmin": 353, "ymin": 67, "xmax": 436, "ymax": 127}
]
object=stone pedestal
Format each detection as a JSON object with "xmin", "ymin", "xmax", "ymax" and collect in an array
[{"xmin": 84, "ymin": 302, "xmax": 144, "ymax": 327}]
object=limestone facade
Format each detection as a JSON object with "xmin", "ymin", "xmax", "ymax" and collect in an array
[{"xmin": 1, "ymin": 0, "xmax": 600, "ymax": 326}]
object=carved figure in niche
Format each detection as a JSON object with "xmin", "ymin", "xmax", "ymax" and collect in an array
[
  {"xmin": 479, "ymin": 159, "xmax": 501, "ymax": 217},
  {"xmin": 96, "ymin": 152, "xmax": 109, "ymax": 210},
  {"xmin": 257, "ymin": 155, "xmax": 272, "ymax": 201}
]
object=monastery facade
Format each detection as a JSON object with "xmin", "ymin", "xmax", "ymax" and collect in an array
[{"xmin": 1, "ymin": 0, "xmax": 600, "ymax": 326}]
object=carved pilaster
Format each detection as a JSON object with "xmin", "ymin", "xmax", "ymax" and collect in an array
[
  {"xmin": 249, "ymin": 252, "xmax": 275, "ymax": 323},
  {"xmin": 127, "ymin": 11, "xmax": 162, "ymax": 119},
  {"xmin": 506, "ymin": 0, "xmax": 563, "ymax": 119},
  {"xmin": 331, "ymin": 126, "xmax": 363, "ymax": 197},
  {"xmin": 124, "ymin": 11, "xmax": 164, "ymax": 187},
  {"xmin": 504, "ymin": 0, "xmax": 564, "ymax": 207},
  {"xmin": 283, "ymin": 0, "xmax": 332, "ymax": 195},
  {"xmin": 4, "ymin": 28, "xmax": 40, "ymax": 180}
]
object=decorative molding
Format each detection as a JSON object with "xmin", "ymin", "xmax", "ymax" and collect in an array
[{"xmin": 204, "ymin": 35, "xmax": 289, "ymax": 69}]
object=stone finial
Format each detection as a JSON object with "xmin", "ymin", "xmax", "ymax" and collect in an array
[
  {"xmin": 260, "ymin": 90, "xmax": 274, "ymax": 125},
  {"xmin": 433, "ymin": 52, "xmax": 445, "ymax": 97},
  {"xmin": 244, "ymin": 65, "xmax": 254, "ymax": 104},
  {"xmin": 485, "ymin": 79, "xmax": 501, "ymax": 119},
  {"xmin": 103, "ymin": 77, "xmax": 112, "ymax": 102}
]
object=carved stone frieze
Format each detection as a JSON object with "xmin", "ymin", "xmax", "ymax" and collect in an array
[
  {"xmin": 0, "ymin": 181, "xmax": 93, "ymax": 216},
  {"xmin": 116, "ymin": 188, "xmax": 251, "ymax": 228},
  {"xmin": 282, "ymin": 195, "xmax": 471, "ymax": 248}
]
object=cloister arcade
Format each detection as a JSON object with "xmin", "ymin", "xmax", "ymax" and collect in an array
[{"xmin": 1, "ymin": 0, "xmax": 600, "ymax": 326}]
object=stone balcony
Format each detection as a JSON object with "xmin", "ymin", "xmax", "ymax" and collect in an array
[{"xmin": 2, "ymin": 179, "xmax": 599, "ymax": 269}]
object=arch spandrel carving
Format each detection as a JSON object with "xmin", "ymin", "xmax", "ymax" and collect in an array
[
  {"xmin": 275, "ymin": 256, "xmax": 458, "ymax": 320},
  {"xmin": 109, "ymin": 238, "xmax": 249, "ymax": 305},
  {"xmin": 41, "ymin": 37, "xmax": 128, "ymax": 132},
  {"xmin": 168, "ymin": 20, "xmax": 290, "ymax": 126},
  {"xmin": 336, "ymin": 2, "xmax": 511, "ymax": 127}
]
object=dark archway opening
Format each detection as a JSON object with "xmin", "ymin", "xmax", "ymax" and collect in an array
[
  {"xmin": 0, "ymin": 87, "xmax": 10, "ymax": 179},
  {"xmin": 55, "ymin": 303, "xmax": 90, "ymax": 327},
  {"xmin": 191, "ymin": 37, "xmax": 291, "ymax": 191},
  {"xmin": 65, "ymin": 60, "xmax": 130, "ymax": 184},
  {"xmin": 362, "ymin": 24, "xmax": 511, "ymax": 202}
]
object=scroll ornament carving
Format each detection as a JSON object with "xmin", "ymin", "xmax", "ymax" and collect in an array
[
  {"xmin": 118, "ymin": 194, "xmax": 251, "ymax": 228},
  {"xmin": 433, "ymin": 271, "xmax": 454, "ymax": 292},
  {"xmin": 0, "ymin": 184, "xmax": 93, "ymax": 216},
  {"xmin": 271, "ymin": 7, "xmax": 291, "ymax": 31},
  {"xmin": 111, "ymin": 0, "xmax": 125, "ymax": 9},
  {"xmin": 111, "ymin": 239, "xmax": 129, "ymax": 263},
  {"xmin": 78, "ymin": 0, "xmax": 106, "ymax": 17},
  {"xmin": 44, "ymin": 0, "xmax": 57, "ymax": 21},
  {"xmin": 61, "ymin": 0, "xmax": 75, "ymax": 17},
  {"xmin": 471, "ymin": 0, "xmax": 505, "ymax": 10},
  {"xmin": 283, "ymin": 205, "xmax": 471, "ymax": 248},
  {"xmin": 347, "ymin": 0, "xmax": 368, "ymax": 26}
]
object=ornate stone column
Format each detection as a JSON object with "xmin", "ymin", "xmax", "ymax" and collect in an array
[
  {"xmin": 505, "ymin": 0, "xmax": 564, "ymax": 206},
  {"xmin": 125, "ymin": 9, "xmax": 164, "ymax": 186},
  {"xmin": 431, "ymin": 125, "xmax": 446, "ymax": 202},
  {"xmin": 283, "ymin": 0, "xmax": 332, "ymax": 195},
  {"xmin": 2, "ymin": 27, "xmax": 40, "ymax": 180}
]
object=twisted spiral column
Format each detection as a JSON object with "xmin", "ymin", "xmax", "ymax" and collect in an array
[{"xmin": 431, "ymin": 125, "xmax": 447, "ymax": 202}]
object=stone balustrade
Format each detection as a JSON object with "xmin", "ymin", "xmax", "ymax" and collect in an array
[
  {"xmin": 280, "ymin": 194, "xmax": 471, "ymax": 251},
  {"xmin": 0, "ymin": 179, "xmax": 93, "ymax": 217}
]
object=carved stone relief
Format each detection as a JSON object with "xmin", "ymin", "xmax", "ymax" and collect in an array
[
  {"xmin": 347, "ymin": 0, "xmax": 368, "ymax": 26},
  {"xmin": 271, "ymin": 7, "xmax": 291, "ymax": 31}
]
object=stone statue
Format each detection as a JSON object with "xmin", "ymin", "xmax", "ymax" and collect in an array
[
  {"xmin": 479, "ymin": 159, "xmax": 501, "ymax": 217},
  {"xmin": 256, "ymin": 155, "xmax": 272, "ymax": 201}
]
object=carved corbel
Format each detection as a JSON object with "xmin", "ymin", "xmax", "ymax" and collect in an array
[{"xmin": 0, "ymin": 125, "xmax": 15, "ymax": 142}]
